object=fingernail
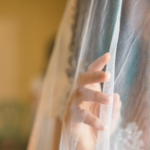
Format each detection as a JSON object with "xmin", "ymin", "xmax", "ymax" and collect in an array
[
  {"xmin": 104, "ymin": 71, "xmax": 108, "ymax": 76},
  {"xmin": 103, "ymin": 95, "xmax": 113, "ymax": 101},
  {"xmin": 100, "ymin": 124, "xmax": 107, "ymax": 131},
  {"xmin": 104, "ymin": 71, "xmax": 111, "ymax": 78}
]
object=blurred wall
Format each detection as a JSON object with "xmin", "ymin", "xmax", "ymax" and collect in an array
[{"xmin": 0, "ymin": 0, "xmax": 67, "ymax": 101}]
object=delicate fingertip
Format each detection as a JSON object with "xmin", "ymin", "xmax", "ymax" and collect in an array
[
  {"xmin": 114, "ymin": 93, "xmax": 120, "ymax": 100},
  {"xmin": 105, "ymin": 71, "xmax": 111, "ymax": 78},
  {"xmin": 103, "ymin": 52, "xmax": 111, "ymax": 59},
  {"xmin": 100, "ymin": 124, "xmax": 107, "ymax": 131},
  {"xmin": 102, "ymin": 72, "xmax": 111, "ymax": 83},
  {"xmin": 103, "ymin": 53, "xmax": 111, "ymax": 64},
  {"xmin": 103, "ymin": 52, "xmax": 110, "ymax": 56}
]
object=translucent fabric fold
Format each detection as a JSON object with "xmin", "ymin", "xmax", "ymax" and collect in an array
[{"xmin": 28, "ymin": 0, "xmax": 150, "ymax": 150}]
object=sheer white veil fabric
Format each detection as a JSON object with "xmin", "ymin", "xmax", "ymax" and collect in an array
[
  {"xmin": 28, "ymin": 0, "xmax": 150, "ymax": 149},
  {"xmin": 28, "ymin": 0, "xmax": 74, "ymax": 149}
]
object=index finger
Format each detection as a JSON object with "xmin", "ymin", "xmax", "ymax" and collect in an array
[{"xmin": 87, "ymin": 53, "xmax": 111, "ymax": 72}]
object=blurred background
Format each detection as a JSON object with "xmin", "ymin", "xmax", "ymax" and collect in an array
[{"xmin": 0, "ymin": 0, "xmax": 67, "ymax": 149}]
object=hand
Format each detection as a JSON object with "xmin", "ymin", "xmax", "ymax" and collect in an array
[{"xmin": 63, "ymin": 53, "xmax": 121, "ymax": 150}]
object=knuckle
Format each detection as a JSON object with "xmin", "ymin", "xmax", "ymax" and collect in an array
[
  {"xmin": 68, "ymin": 91, "xmax": 81, "ymax": 112},
  {"xmin": 71, "ymin": 88, "xmax": 84, "ymax": 109}
]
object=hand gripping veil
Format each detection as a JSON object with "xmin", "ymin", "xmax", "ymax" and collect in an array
[{"xmin": 28, "ymin": 0, "xmax": 150, "ymax": 150}]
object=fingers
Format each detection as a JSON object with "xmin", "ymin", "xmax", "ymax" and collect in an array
[
  {"xmin": 78, "ymin": 71, "xmax": 111, "ymax": 86},
  {"xmin": 113, "ymin": 93, "xmax": 121, "ymax": 112},
  {"xmin": 112, "ymin": 93, "xmax": 122, "ymax": 120},
  {"xmin": 113, "ymin": 93, "xmax": 121, "ymax": 109},
  {"xmin": 81, "ymin": 93, "xmax": 121, "ymax": 132},
  {"xmin": 81, "ymin": 109, "xmax": 107, "ymax": 131},
  {"xmin": 88, "ymin": 53, "xmax": 111, "ymax": 72},
  {"xmin": 74, "ymin": 87, "xmax": 113, "ymax": 105}
]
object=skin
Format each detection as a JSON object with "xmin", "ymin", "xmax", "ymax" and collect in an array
[{"xmin": 61, "ymin": 53, "xmax": 122, "ymax": 150}]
